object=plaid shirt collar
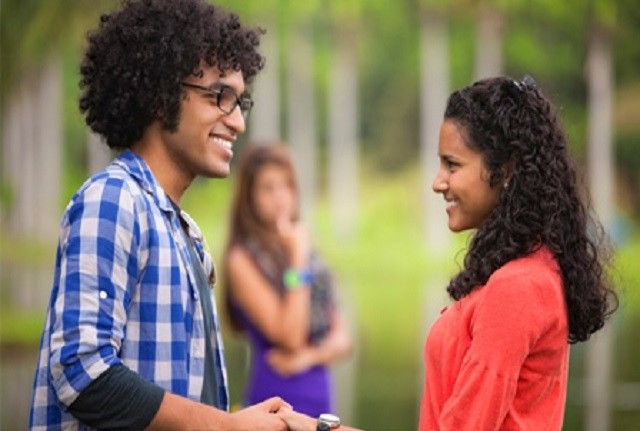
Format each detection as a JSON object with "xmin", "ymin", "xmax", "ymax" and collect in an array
[{"xmin": 115, "ymin": 149, "xmax": 205, "ymax": 242}]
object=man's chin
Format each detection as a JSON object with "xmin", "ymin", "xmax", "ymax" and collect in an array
[{"xmin": 202, "ymin": 164, "xmax": 231, "ymax": 179}]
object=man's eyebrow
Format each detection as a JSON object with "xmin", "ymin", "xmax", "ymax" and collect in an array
[{"xmin": 210, "ymin": 80, "xmax": 249, "ymax": 96}]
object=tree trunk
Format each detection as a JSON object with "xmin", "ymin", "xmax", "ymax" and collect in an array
[
  {"xmin": 287, "ymin": 24, "xmax": 316, "ymax": 221},
  {"xmin": 250, "ymin": 19, "xmax": 281, "ymax": 143},
  {"xmin": 35, "ymin": 56, "xmax": 63, "ymax": 240},
  {"xmin": 2, "ymin": 88, "xmax": 22, "ymax": 233},
  {"xmin": 14, "ymin": 73, "xmax": 38, "ymax": 238},
  {"xmin": 87, "ymin": 130, "xmax": 112, "ymax": 175},
  {"xmin": 5, "ymin": 58, "xmax": 62, "ymax": 242},
  {"xmin": 420, "ymin": 14, "xmax": 451, "ymax": 253},
  {"xmin": 474, "ymin": 7, "xmax": 504, "ymax": 80},
  {"xmin": 328, "ymin": 36, "xmax": 359, "ymax": 238},
  {"xmin": 585, "ymin": 26, "xmax": 614, "ymax": 431}
]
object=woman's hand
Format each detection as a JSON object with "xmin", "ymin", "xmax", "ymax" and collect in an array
[
  {"xmin": 267, "ymin": 347, "xmax": 314, "ymax": 377},
  {"xmin": 276, "ymin": 216, "xmax": 310, "ymax": 268},
  {"xmin": 277, "ymin": 406, "xmax": 317, "ymax": 431},
  {"xmin": 278, "ymin": 406, "xmax": 365, "ymax": 431}
]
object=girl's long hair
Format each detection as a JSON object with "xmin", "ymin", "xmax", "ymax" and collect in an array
[{"xmin": 222, "ymin": 143, "xmax": 299, "ymax": 330}]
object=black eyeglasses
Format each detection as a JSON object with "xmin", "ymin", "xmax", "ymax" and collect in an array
[{"xmin": 181, "ymin": 82, "xmax": 254, "ymax": 119}]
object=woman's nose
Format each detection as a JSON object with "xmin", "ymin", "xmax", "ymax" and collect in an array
[{"xmin": 432, "ymin": 171, "xmax": 445, "ymax": 193}]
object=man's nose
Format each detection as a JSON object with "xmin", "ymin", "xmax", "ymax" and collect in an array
[{"xmin": 224, "ymin": 106, "xmax": 246, "ymax": 134}]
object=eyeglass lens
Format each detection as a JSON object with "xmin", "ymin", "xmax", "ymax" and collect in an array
[{"xmin": 218, "ymin": 87, "xmax": 252, "ymax": 117}]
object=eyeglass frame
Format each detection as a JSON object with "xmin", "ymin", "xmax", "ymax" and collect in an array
[{"xmin": 181, "ymin": 82, "xmax": 254, "ymax": 119}]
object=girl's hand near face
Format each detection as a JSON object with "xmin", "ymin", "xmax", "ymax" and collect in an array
[{"xmin": 276, "ymin": 215, "xmax": 310, "ymax": 268}]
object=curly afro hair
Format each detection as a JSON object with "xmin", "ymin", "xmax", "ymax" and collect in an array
[
  {"xmin": 444, "ymin": 76, "xmax": 617, "ymax": 343},
  {"xmin": 79, "ymin": 0, "xmax": 265, "ymax": 149}
]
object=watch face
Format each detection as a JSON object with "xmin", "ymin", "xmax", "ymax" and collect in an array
[{"xmin": 318, "ymin": 413, "xmax": 341, "ymax": 429}]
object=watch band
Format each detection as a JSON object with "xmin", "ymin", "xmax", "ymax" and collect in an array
[{"xmin": 283, "ymin": 267, "xmax": 314, "ymax": 290}]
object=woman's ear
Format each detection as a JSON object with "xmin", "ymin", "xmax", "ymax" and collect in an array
[{"xmin": 502, "ymin": 160, "xmax": 515, "ymax": 189}]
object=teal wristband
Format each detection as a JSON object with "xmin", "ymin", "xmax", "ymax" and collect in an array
[{"xmin": 283, "ymin": 268, "xmax": 314, "ymax": 290}]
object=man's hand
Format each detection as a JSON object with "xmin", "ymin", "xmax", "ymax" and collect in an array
[
  {"xmin": 147, "ymin": 392, "xmax": 289, "ymax": 430},
  {"xmin": 227, "ymin": 397, "xmax": 290, "ymax": 431}
]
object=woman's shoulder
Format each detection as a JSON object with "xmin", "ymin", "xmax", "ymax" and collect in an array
[
  {"xmin": 227, "ymin": 242, "xmax": 252, "ymax": 263},
  {"xmin": 491, "ymin": 246, "xmax": 560, "ymax": 283},
  {"xmin": 484, "ymin": 246, "xmax": 563, "ymax": 306}
]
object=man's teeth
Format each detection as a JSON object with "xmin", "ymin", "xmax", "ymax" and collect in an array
[{"xmin": 212, "ymin": 136, "xmax": 232, "ymax": 150}]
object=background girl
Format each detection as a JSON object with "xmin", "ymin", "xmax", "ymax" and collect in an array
[{"xmin": 223, "ymin": 143, "xmax": 352, "ymax": 417}]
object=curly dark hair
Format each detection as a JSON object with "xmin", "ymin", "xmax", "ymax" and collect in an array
[
  {"xmin": 444, "ymin": 76, "xmax": 617, "ymax": 343},
  {"xmin": 79, "ymin": 0, "xmax": 265, "ymax": 149}
]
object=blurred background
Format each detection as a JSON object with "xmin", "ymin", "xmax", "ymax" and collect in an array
[{"xmin": 1, "ymin": 0, "xmax": 639, "ymax": 429}]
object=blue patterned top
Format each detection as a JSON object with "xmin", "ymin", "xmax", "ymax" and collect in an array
[{"xmin": 29, "ymin": 150, "xmax": 228, "ymax": 430}]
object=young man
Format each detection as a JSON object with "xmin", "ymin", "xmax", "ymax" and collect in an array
[{"xmin": 28, "ymin": 1, "xmax": 287, "ymax": 429}]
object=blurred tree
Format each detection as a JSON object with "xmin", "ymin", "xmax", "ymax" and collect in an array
[
  {"xmin": 472, "ymin": 1, "xmax": 507, "ymax": 79},
  {"xmin": 0, "ymin": 0, "xmax": 99, "ymax": 241},
  {"xmin": 327, "ymin": 0, "xmax": 363, "ymax": 238},
  {"xmin": 284, "ymin": 0, "xmax": 321, "ymax": 221},
  {"xmin": 585, "ymin": 2, "xmax": 616, "ymax": 430},
  {"xmin": 324, "ymin": 0, "xmax": 364, "ymax": 423},
  {"xmin": 87, "ymin": 131, "xmax": 112, "ymax": 175},
  {"xmin": 0, "ymin": 0, "xmax": 112, "ymax": 101},
  {"xmin": 418, "ymin": 0, "xmax": 451, "ymax": 252},
  {"xmin": 228, "ymin": 1, "xmax": 283, "ymax": 144}
]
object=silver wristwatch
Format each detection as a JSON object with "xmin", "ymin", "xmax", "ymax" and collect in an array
[{"xmin": 316, "ymin": 413, "xmax": 340, "ymax": 430}]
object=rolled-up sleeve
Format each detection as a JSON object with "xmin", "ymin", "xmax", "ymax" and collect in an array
[{"xmin": 49, "ymin": 176, "xmax": 140, "ymax": 406}]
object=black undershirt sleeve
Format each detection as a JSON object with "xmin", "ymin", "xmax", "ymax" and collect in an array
[{"xmin": 68, "ymin": 364, "xmax": 165, "ymax": 430}]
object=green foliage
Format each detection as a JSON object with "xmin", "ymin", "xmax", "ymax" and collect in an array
[
  {"xmin": 592, "ymin": 0, "xmax": 618, "ymax": 29},
  {"xmin": 0, "ymin": 309, "xmax": 45, "ymax": 346},
  {"xmin": 0, "ymin": 0, "xmax": 113, "ymax": 103},
  {"xmin": 0, "ymin": 176, "xmax": 14, "ymax": 218},
  {"xmin": 328, "ymin": 0, "xmax": 364, "ymax": 22},
  {"xmin": 359, "ymin": 0, "xmax": 420, "ymax": 170},
  {"xmin": 418, "ymin": 0, "xmax": 450, "ymax": 13},
  {"xmin": 0, "ymin": 233, "xmax": 53, "ymax": 265},
  {"xmin": 449, "ymin": 16, "xmax": 475, "ymax": 89}
]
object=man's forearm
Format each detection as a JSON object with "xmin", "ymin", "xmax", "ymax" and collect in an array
[
  {"xmin": 69, "ymin": 364, "xmax": 233, "ymax": 431},
  {"xmin": 147, "ymin": 391, "xmax": 233, "ymax": 430}
]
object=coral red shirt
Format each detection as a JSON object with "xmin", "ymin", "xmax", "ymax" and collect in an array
[{"xmin": 419, "ymin": 247, "xmax": 569, "ymax": 431}]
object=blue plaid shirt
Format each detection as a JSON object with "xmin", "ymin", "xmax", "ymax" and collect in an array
[{"xmin": 29, "ymin": 150, "xmax": 229, "ymax": 430}]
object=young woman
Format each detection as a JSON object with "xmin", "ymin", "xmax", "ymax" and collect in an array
[
  {"xmin": 420, "ymin": 76, "xmax": 617, "ymax": 430},
  {"xmin": 223, "ymin": 144, "xmax": 352, "ymax": 417}
]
